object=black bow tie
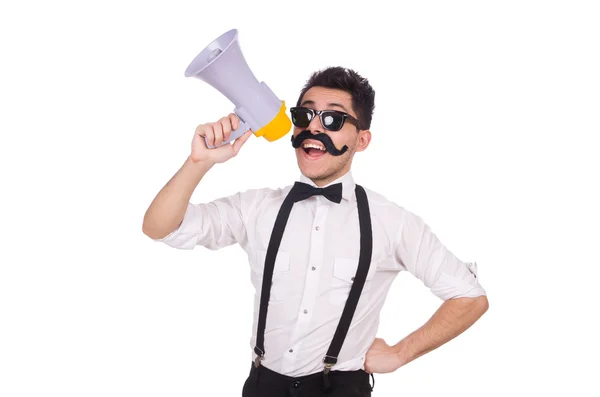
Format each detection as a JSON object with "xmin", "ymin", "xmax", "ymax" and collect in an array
[{"xmin": 289, "ymin": 182, "xmax": 343, "ymax": 203}]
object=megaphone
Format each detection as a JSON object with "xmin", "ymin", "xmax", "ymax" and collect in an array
[{"xmin": 184, "ymin": 29, "xmax": 292, "ymax": 148}]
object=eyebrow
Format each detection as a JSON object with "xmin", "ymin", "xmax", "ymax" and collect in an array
[{"xmin": 300, "ymin": 100, "xmax": 350, "ymax": 113}]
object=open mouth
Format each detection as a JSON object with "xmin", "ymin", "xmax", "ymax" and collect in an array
[{"xmin": 302, "ymin": 142, "xmax": 327, "ymax": 159}]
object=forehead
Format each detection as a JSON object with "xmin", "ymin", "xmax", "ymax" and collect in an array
[{"xmin": 300, "ymin": 87, "xmax": 354, "ymax": 114}]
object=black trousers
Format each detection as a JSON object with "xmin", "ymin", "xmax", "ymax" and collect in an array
[{"xmin": 241, "ymin": 362, "xmax": 374, "ymax": 397}]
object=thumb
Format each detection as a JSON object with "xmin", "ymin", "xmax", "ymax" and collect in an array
[{"xmin": 232, "ymin": 130, "xmax": 253, "ymax": 153}]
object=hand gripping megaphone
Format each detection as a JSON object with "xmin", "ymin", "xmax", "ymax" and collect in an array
[{"xmin": 184, "ymin": 29, "xmax": 292, "ymax": 148}]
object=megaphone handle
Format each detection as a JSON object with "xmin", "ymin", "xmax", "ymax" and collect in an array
[{"xmin": 205, "ymin": 120, "xmax": 251, "ymax": 149}]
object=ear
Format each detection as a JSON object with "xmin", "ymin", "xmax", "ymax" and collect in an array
[{"xmin": 354, "ymin": 129, "xmax": 371, "ymax": 152}]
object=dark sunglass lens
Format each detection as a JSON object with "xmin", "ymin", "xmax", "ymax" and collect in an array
[
  {"xmin": 322, "ymin": 111, "xmax": 344, "ymax": 130},
  {"xmin": 292, "ymin": 108, "xmax": 312, "ymax": 127}
]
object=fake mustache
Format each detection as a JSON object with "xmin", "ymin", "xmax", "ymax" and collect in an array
[{"xmin": 291, "ymin": 130, "xmax": 348, "ymax": 156}]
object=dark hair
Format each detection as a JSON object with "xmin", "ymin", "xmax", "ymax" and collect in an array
[{"xmin": 296, "ymin": 66, "xmax": 375, "ymax": 130}]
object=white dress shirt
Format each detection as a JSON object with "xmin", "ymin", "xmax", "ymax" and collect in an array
[{"xmin": 154, "ymin": 170, "xmax": 486, "ymax": 377}]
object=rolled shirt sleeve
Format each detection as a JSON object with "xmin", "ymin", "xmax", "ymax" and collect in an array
[
  {"xmin": 394, "ymin": 208, "xmax": 486, "ymax": 300},
  {"xmin": 153, "ymin": 191, "xmax": 248, "ymax": 250}
]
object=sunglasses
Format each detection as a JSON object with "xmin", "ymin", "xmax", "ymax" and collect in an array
[{"xmin": 290, "ymin": 107, "xmax": 361, "ymax": 131}]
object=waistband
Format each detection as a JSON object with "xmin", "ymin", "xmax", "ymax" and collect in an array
[{"xmin": 248, "ymin": 361, "xmax": 372, "ymax": 391}]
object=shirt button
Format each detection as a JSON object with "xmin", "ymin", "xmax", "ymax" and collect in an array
[
  {"xmin": 293, "ymin": 381, "xmax": 300, "ymax": 388},
  {"xmin": 315, "ymin": 226, "xmax": 320, "ymax": 231},
  {"xmin": 289, "ymin": 349, "xmax": 293, "ymax": 353},
  {"xmin": 351, "ymin": 277, "xmax": 355, "ymax": 281},
  {"xmin": 311, "ymin": 266, "xmax": 316, "ymax": 271},
  {"xmin": 303, "ymin": 309, "xmax": 308, "ymax": 314}
]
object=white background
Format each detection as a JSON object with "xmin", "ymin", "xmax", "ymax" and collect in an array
[{"xmin": 1, "ymin": 1, "xmax": 599, "ymax": 396}]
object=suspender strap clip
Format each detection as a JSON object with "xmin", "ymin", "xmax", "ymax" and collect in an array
[
  {"xmin": 322, "ymin": 364, "xmax": 333, "ymax": 393},
  {"xmin": 253, "ymin": 355, "xmax": 263, "ymax": 368},
  {"xmin": 253, "ymin": 347, "xmax": 264, "ymax": 368},
  {"xmin": 323, "ymin": 356, "xmax": 336, "ymax": 391},
  {"xmin": 323, "ymin": 355, "xmax": 337, "ymax": 371}
]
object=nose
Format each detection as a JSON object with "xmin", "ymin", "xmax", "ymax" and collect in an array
[{"xmin": 306, "ymin": 112, "xmax": 324, "ymax": 133}]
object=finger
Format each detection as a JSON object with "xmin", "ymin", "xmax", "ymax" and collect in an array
[
  {"xmin": 192, "ymin": 128, "xmax": 208, "ymax": 151},
  {"xmin": 202, "ymin": 125, "xmax": 215, "ymax": 148},
  {"xmin": 232, "ymin": 130, "xmax": 252, "ymax": 154},
  {"xmin": 195, "ymin": 123, "xmax": 208, "ymax": 138},
  {"xmin": 212, "ymin": 122, "xmax": 224, "ymax": 147},
  {"xmin": 228, "ymin": 113, "xmax": 240, "ymax": 131},
  {"xmin": 219, "ymin": 116, "xmax": 233, "ymax": 142}
]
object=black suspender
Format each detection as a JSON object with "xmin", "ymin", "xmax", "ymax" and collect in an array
[
  {"xmin": 253, "ymin": 193, "xmax": 296, "ymax": 365},
  {"xmin": 253, "ymin": 184, "xmax": 373, "ymax": 383},
  {"xmin": 323, "ymin": 184, "xmax": 372, "ymax": 369}
]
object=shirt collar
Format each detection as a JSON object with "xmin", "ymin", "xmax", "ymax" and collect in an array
[{"xmin": 297, "ymin": 170, "xmax": 356, "ymax": 202}]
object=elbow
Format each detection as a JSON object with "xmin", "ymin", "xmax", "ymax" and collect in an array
[
  {"xmin": 450, "ymin": 295, "xmax": 489, "ymax": 317},
  {"xmin": 142, "ymin": 222, "xmax": 162, "ymax": 240},
  {"xmin": 142, "ymin": 224, "xmax": 161, "ymax": 240},
  {"xmin": 142, "ymin": 225, "xmax": 173, "ymax": 240},
  {"xmin": 142, "ymin": 214, "xmax": 169, "ymax": 240},
  {"xmin": 474, "ymin": 295, "xmax": 489, "ymax": 317},
  {"xmin": 142, "ymin": 213, "xmax": 153, "ymax": 238},
  {"xmin": 142, "ymin": 214, "xmax": 182, "ymax": 240}
]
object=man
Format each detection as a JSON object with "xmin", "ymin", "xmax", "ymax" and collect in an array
[{"xmin": 142, "ymin": 66, "xmax": 488, "ymax": 396}]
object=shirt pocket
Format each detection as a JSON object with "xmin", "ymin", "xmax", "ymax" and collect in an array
[
  {"xmin": 252, "ymin": 249, "xmax": 291, "ymax": 302},
  {"xmin": 330, "ymin": 256, "xmax": 376, "ymax": 305}
]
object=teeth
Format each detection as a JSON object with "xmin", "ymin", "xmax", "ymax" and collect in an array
[{"xmin": 303, "ymin": 143, "xmax": 325, "ymax": 151}]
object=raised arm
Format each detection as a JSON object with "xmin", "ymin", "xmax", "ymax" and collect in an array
[{"xmin": 142, "ymin": 114, "xmax": 252, "ymax": 239}]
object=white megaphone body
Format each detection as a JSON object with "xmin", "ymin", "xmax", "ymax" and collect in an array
[{"xmin": 184, "ymin": 29, "xmax": 292, "ymax": 148}]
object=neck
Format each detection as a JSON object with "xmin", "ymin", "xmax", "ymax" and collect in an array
[{"xmin": 312, "ymin": 179, "xmax": 333, "ymax": 187}]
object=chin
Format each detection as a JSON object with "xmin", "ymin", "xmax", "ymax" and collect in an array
[
  {"xmin": 298, "ymin": 162, "xmax": 337, "ymax": 184},
  {"xmin": 295, "ymin": 147, "xmax": 349, "ymax": 184},
  {"xmin": 298, "ymin": 164, "xmax": 323, "ymax": 180},
  {"xmin": 296, "ymin": 150, "xmax": 326, "ymax": 177}
]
